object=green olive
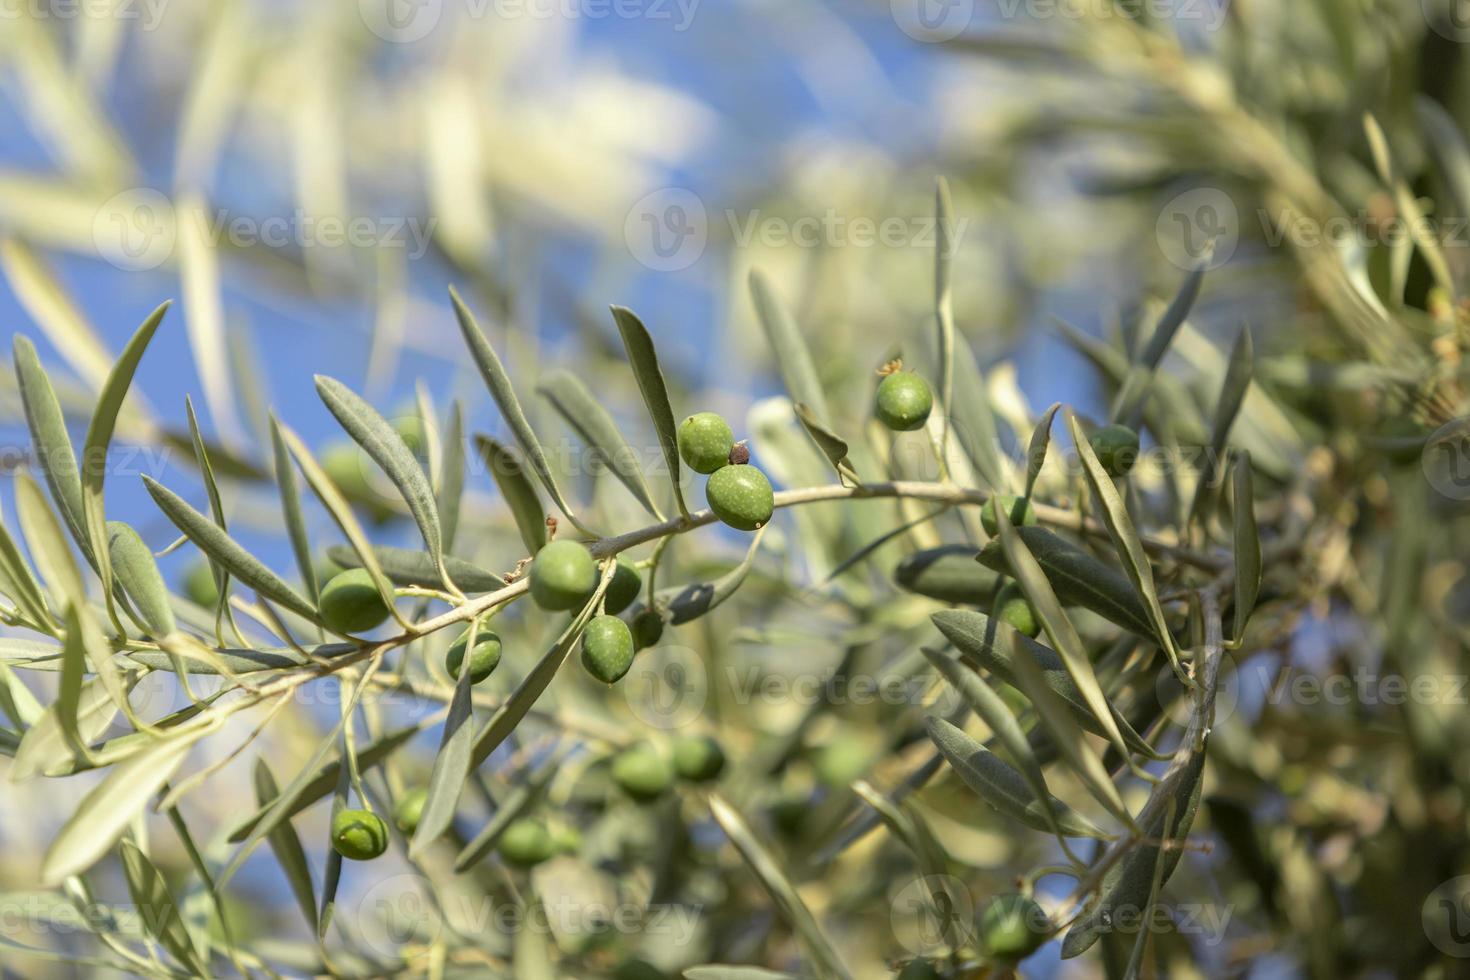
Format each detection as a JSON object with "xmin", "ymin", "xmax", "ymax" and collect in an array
[
  {"xmin": 980, "ymin": 893, "xmax": 1050, "ymax": 961},
  {"xmin": 981, "ymin": 494, "xmax": 1037, "ymax": 536},
  {"xmin": 319, "ymin": 569, "xmax": 391, "ymax": 634},
  {"xmin": 706, "ymin": 464, "xmax": 774, "ymax": 531},
  {"xmin": 497, "ymin": 819, "xmax": 556, "ymax": 867},
  {"xmin": 1089, "ymin": 424, "xmax": 1140, "ymax": 477},
  {"xmin": 604, "ymin": 559, "xmax": 642, "ymax": 616},
  {"xmin": 581, "ymin": 615, "xmax": 635, "ymax": 684},
  {"xmin": 393, "ymin": 788, "xmax": 428, "ymax": 835},
  {"xmin": 331, "ymin": 807, "xmax": 389, "ymax": 861},
  {"xmin": 529, "ymin": 540, "xmax": 597, "ymax": 611},
  {"xmin": 672, "ymin": 734, "xmax": 725, "ymax": 783},
  {"xmin": 447, "ymin": 627, "xmax": 503, "ymax": 684},
  {"xmin": 611, "ymin": 744, "xmax": 674, "ymax": 802},
  {"xmin": 183, "ymin": 559, "xmax": 219, "ymax": 608},
  {"xmin": 678, "ymin": 412, "xmax": 735, "ymax": 474},
  {"xmin": 632, "ymin": 608, "xmax": 665, "ymax": 650},
  {"xmin": 875, "ymin": 372, "xmax": 933, "ymax": 432},
  {"xmin": 995, "ymin": 584, "xmax": 1041, "ymax": 637}
]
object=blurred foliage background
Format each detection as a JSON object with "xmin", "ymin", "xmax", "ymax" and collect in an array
[{"xmin": 5, "ymin": 0, "xmax": 1470, "ymax": 977}]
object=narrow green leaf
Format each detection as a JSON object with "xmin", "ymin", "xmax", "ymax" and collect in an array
[
  {"xmin": 1023, "ymin": 403, "xmax": 1061, "ymax": 499},
  {"xmin": 14, "ymin": 469, "xmax": 83, "ymax": 608},
  {"xmin": 41, "ymin": 733, "xmax": 194, "ymax": 884},
  {"xmin": 935, "ymin": 176, "xmax": 957, "ymax": 462},
  {"xmin": 325, "ymin": 545, "xmax": 505, "ymax": 593},
  {"xmin": 1113, "ymin": 265, "xmax": 1206, "ymax": 426},
  {"xmin": 794, "ymin": 403, "xmax": 859, "ymax": 487},
  {"xmin": 894, "ymin": 545, "xmax": 1002, "ymax": 604},
  {"xmin": 13, "ymin": 335, "xmax": 88, "ymax": 558},
  {"xmin": 709, "ymin": 793, "xmax": 850, "ymax": 979},
  {"xmin": 0, "ymin": 662, "xmax": 43, "ymax": 728},
  {"xmin": 106, "ymin": 522, "xmax": 176, "ymax": 637},
  {"xmin": 408, "ymin": 650, "xmax": 479, "ymax": 857},
  {"xmin": 538, "ymin": 369, "xmax": 662, "ymax": 518},
  {"xmin": 183, "ymin": 396, "xmax": 235, "ymax": 641},
  {"xmin": 748, "ymin": 270, "xmax": 830, "ymax": 422},
  {"xmin": 81, "ymin": 301, "xmax": 170, "ymax": 628},
  {"xmin": 643, "ymin": 526, "xmax": 767, "ymax": 626},
  {"xmin": 1189, "ymin": 326, "xmax": 1254, "ymax": 524},
  {"xmin": 475, "ymin": 435, "xmax": 547, "ymax": 555},
  {"xmin": 1231, "ymin": 451, "xmax": 1261, "ymax": 642},
  {"xmin": 0, "ymin": 507, "xmax": 56, "ymax": 632},
  {"xmin": 1066, "ymin": 410, "xmax": 1185, "ymax": 681},
  {"xmin": 119, "ymin": 841, "xmax": 207, "ymax": 975},
  {"xmin": 453, "ymin": 754, "xmax": 561, "ymax": 870},
  {"xmin": 926, "ymin": 717, "xmax": 1106, "ymax": 839},
  {"xmin": 977, "ymin": 526, "xmax": 1155, "ymax": 638},
  {"xmin": 253, "ymin": 759, "xmax": 318, "ymax": 933},
  {"xmin": 950, "ymin": 338, "xmax": 1008, "ymax": 490},
  {"xmin": 270, "ymin": 417, "xmax": 319, "ymax": 604},
  {"xmin": 1418, "ymin": 96, "xmax": 1470, "ymax": 220},
  {"xmin": 316, "ymin": 375, "xmax": 447, "ymax": 589},
  {"xmin": 143, "ymin": 476, "xmax": 317, "ymax": 622},
  {"xmin": 11, "ymin": 642, "xmax": 123, "ymax": 782},
  {"xmin": 439, "ymin": 401, "xmax": 466, "ymax": 554},
  {"xmin": 609, "ymin": 304, "xmax": 688, "ymax": 517},
  {"xmin": 450, "ymin": 286, "xmax": 589, "ymax": 531}
]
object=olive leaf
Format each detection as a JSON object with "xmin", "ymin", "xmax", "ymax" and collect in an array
[
  {"xmin": 895, "ymin": 544, "xmax": 1001, "ymax": 604},
  {"xmin": 119, "ymin": 840, "xmax": 208, "ymax": 975},
  {"xmin": 1189, "ymin": 325, "xmax": 1254, "ymax": 524},
  {"xmin": 316, "ymin": 375, "xmax": 449, "ymax": 591},
  {"xmin": 610, "ymin": 304, "xmax": 689, "ymax": 517},
  {"xmin": 270, "ymin": 417, "xmax": 319, "ymax": 604},
  {"xmin": 925, "ymin": 717, "xmax": 1107, "ymax": 839},
  {"xmin": 709, "ymin": 793, "xmax": 851, "ymax": 980},
  {"xmin": 81, "ymin": 301, "xmax": 170, "ymax": 631},
  {"xmin": 639, "ymin": 525, "xmax": 767, "ymax": 626},
  {"xmin": 10, "ymin": 612, "xmax": 114, "ymax": 781},
  {"xmin": 538, "ymin": 368, "xmax": 662, "ymax": 518},
  {"xmin": 748, "ymin": 270, "xmax": 830, "ymax": 423},
  {"xmin": 1066, "ymin": 409, "xmax": 1187, "ymax": 683},
  {"xmin": 326, "ymin": 545, "xmax": 506, "ymax": 593},
  {"xmin": 0, "ymin": 662, "xmax": 43, "ymax": 728},
  {"xmin": 1023, "ymin": 403, "xmax": 1061, "ymax": 499},
  {"xmin": 407, "ymin": 650, "xmax": 478, "ymax": 858},
  {"xmin": 1231, "ymin": 451, "xmax": 1261, "ymax": 641},
  {"xmin": 453, "ymin": 752, "xmax": 562, "ymax": 871},
  {"xmin": 439, "ymin": 401, "xmax": 467, "ymax": 554},
  {"xmin": 184, "ymin": 396, "xmax": 237, "ymax": 642},
  {"xmin": 0, "ymin": 508, "xmax": 56, "ymax": 633},
  {"xmin": 977, "ymin": 526, "xmax": 1156, "ymax": 638},
  {"xmin": 41, "ymin": 732, "xmax": 196, "ymax": 884},
  {"xmin": 1113, "ymin": 263, "xmax": 1206, "ymax": 427},
  {"xmin": 143, "ymin": 476, "xmax": 318, "ymax": 622},
  {"xmin": 934, "ymin": 176, "xmax": 957, "ymax": 461},
  {"xmin": 450, "ymin": 286, "xmax": 592, "ymax": 533},
  {"xmin": 475, "ymin": 435, "xmax": 547, "ymax": 555},
  {"xmin": 1417, "ymin": 96, "xmax": 1470, "ymax": 220},
  {"xmin": 13, "ymin": 335, "xmax": 89, "ymax": 559},
  {"xmin": 794, "ymin": 403, "xmax": 860, "ymax": 487},
  {"xmin": 252, "ymin": 759, "xmax": 318, "ymax": 933},
  {"xmin": 106, "ymin": 521, "xmax": 176, "ymax": 637},
  {"xmin": 950, "ymin": 337, "xmax": 1008, "ymax": 490}
]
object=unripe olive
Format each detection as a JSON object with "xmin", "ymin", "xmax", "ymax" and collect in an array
[
  {"xmin": 995, "ymin": 584, "xmax": 1041, "ymax": 637},
  {"xmin": 678, "ymin": 412, "xmax": 735, "ymax": 474},
  {"xmin": 632, "ymin": 609, "xmax": 665, "ymax": 650},
  {"xmin": 813, "ymin": 739, "xmax": 871, "ymax": 790},
  {"xmin": 611, "ymin": 744, "xmax": 674, "ymax": 802},
  {"xmin": 1089, "ymin": 424, "xmax": 1140, "ymax": 477},
  {"xmin": 394, "ymin": 788, "xmax": 428, "ymax": 835},
  {"xmin": 447, "ymin": 627, "xmax": 503, "ymax": 684},
  {"xmin": 319, "ymin": 569, "xmax": 392, "ymax": 634},
  {"xmin": 893, "ymin": 545, "xmax": 1001, "ymax": 605},
  {"xmin": 393, "ymin": 414, "xmax": 426, "ymax": 457},
  {"xmin": 981, "ymin": 494, "xmax": 1037, "ymax": 536},
  {"xmin": 549, "ymin": 821, "xmax": 583, "ymax": 855},
  {"xmin": 604, "ymin": 559, "xmax": 642, "ymax": 616},
  {"xmin": 581, "ymin": 615, "xmax": 635, "ymax": 684},
  {"xmin": 529, "ymin": 540, "xmax": 597, "ymax": 611},
  {"xmin": 672, "ymin": 734, "xmax": 725, "ymax": 783},
  {"xmin": 497, "ymin": 819, "xmax": 556, "ymax": 867},
  {"xmin": 980, "ymin": 893, "xmax": 1050, "ymax": 961},
  {"xmin": 183, "ymin": 559, "xmax": 219, "ymax": 608},
  {"xmin": 331, "ymin": 807, "xmax": 389, "ymax": 861},
  {"xmin": 770, "ymin": 791, "xmax": 810, "ymax": 836},
  {"xmin": 875, "ymin": 371, "xmax": 933, "ymax": 432},
  {"xmin": 706, "ymin": 464, "xmax": 774, "ymax": 531}
]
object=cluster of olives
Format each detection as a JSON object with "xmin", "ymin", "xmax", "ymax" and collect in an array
[
  {"xmin": 525, "ymin": 539, "xmax": 661, "ymax": 685},
  {"xmin": 677, "ymin": 412, "xmax": 774, "ymax": 531}
]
